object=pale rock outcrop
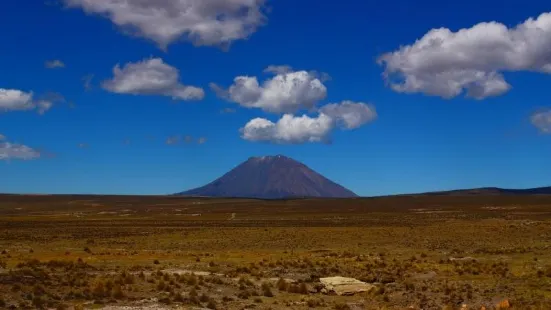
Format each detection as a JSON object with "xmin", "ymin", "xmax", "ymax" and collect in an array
[{"xmin": 320, "ymin": 276, "xmax": 375, "ymax": 296}]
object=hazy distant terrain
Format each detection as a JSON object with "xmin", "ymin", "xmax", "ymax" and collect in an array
[{"xmin": 421, "ymin": 186, "xmax": 551, "ymax": 196}]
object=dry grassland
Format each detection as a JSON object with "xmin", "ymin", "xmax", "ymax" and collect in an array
[{"xmin": 1, "ymin": 194, "xmax": 551, "ymax": 309}]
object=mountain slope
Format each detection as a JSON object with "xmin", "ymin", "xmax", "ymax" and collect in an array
[{"xmin": 176, "ymin": 155, "xmax": 357, "ymax": 199}]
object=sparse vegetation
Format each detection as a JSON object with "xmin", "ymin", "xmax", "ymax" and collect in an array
[{"xmin": 0, "ymin": 194, "xmax": 550, "ymax": 308}]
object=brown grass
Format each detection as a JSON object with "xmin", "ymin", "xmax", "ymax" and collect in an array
[{"xmin": 1, "ymin": 194, "xmax": 551, "ymax": 309}]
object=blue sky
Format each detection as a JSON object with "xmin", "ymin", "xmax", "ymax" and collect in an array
[{"xmin": 1, "ymin": 0, "xmax": 551, "ymax": 196}]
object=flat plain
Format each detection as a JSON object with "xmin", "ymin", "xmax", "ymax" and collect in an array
[{"xmin": 1, "ymin": 194, "xmax": 551, "ymax": 309}]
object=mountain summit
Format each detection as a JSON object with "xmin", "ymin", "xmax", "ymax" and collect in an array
[{"xmin": 176, "ymin": 155, "xmax": 357, "ymax": 199}]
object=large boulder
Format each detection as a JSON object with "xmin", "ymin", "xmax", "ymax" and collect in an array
[{"xmin": 320, "ymin": 276, "xmax": 375, "ymax": 296}]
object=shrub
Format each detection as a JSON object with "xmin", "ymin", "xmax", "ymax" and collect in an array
[
  {"xmin": 207, "ymin": 299, "xmax": 217, "ymax": 309},
  {"xmin": 92, "ymin": 281, "xmax": 106, "ymax": 298},
  {"xmin": 237, "ymin": 290, "xmax": 250, "ymax": 299},
  {"xmin": 159, "ymin": 297, "xmax": 171, "ymax": 305},
  {"xmin": 199, "ymin": 293, "xmax": 210, "ymax": 303},
  {"xmin": 222, "ymin": 296, "xmax": 234, "ymax": 302},
  {"xmin": 112, "ymin": 285, "xmax": 124, "ymax": 299},
  {"xmin": 187, "ymin": 273, "xmax": 197, "ymax": 286},
  {"xmin": 307, "ymin": 298, "xmax": 323, "ymax": 307},
  {"xmin": 261, "ymin": 282, "xmax": 274, "ymax": 297},
  {"xmin": 334, "ymin": 302, "xmax": 351, "ymax": 310},
  {"xmin": 238, "ymin": 276, "xmax": 253, "ymax": 286},
  {"xmin": 189, "ymin": 294, "xmax": 200, "ymax": 305},
  {"xmin": 277, "ymin": 278, "xmax": 289, "ymax": 291},
  {"xmin": 298, "ymin": 282, "xmax": 308, "ymax": 294},
  {"xmin": 32, "ymin": 296, "xmax": 45, "ymax": 309},
  {"xmin": 157, "ymin": 281, "xmax": 166, "ymax": 291}
]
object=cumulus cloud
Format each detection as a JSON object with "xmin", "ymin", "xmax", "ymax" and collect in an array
[
  {"xmin": 40, "ymin": 92, "xmax": 66, "ymax": 104},
  {"xmin": 102, "ymin": 58, "xmax": 204, "ymax": 100},
  {"xmin": 263, "ymin": 65, "xmax": 293, "ymax": 75},
  {"xmin": 0, "ymin": 88, "xmax": 59, "ymax": 114},
  {"xmin": 241, "ymin": 114, "xmax": 334, "ymax": 144},
  {"xmin": 211, "ymin": 68, "xmax": 327, "ymax": 113},
  {"xmin": 240, "ymin": 101, "xmax": 376, "ymax": 144},
  {"xmin": 63, "ymin": 0, "xmax": 267, "ymax": 49},
  {"xmin": 378, "ymin": 12, "xmax": 551, "ymax": 99},
  {"xmin": 45, "ymin": 59, "xmax": 65, "ymax": 69},
  {"xmin": 531, "ymin": 109, "xmax": 551, "ymax": 134},
  {"xmin": 0, "ymin": 142, "xmax": 41, "ymax": 161},
  {"xmin": 263, "ymin": 65, "xmax": 331, "ymax": 82},
  {"xmin": 320, "ymin": 101, "xmax": 377, "ymax": 129}
]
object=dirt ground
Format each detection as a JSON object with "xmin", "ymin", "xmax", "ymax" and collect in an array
[{"xmin": 1, "ymin": 194, "xmax": 551, "ymax": 309}]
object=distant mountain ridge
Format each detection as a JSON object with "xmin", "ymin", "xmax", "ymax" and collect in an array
[
  {"xmin": 419, "ymin": 186, "xmax": 551, "ymax": 196},
  {"xmin": 176, "ymin": 155, "xmax": 357, "ymax": 199}
]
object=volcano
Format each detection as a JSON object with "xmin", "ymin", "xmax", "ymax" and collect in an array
[{"xmin": 176, "ymin": 155, "xmax": 357, "ymax": 199}]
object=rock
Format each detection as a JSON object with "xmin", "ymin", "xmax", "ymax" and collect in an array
[{"xmin": 319, "ymin": 276, "xmax": 375, "ymax": 296}]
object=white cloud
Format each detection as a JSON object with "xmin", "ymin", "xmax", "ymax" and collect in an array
[
  {"xmin": 241, "ymin": 114, "xmax": 334, "ymax": 144},
  {"xmin": 45, "ymin": 59, "xmax": 65, "ymax": 69},
  {"xmin": 531, "ymin": 109, "xmax": 551, "ymax": 134},
  {"xmin": 212, "ymin": 68, "xmax": 327, "ymax": 113},
  {"xmin": 263, "ymin": 65, "xmax": 331, "ymax": 82},
  {"xmin": 0, "ymin": 89, "xmax": 56, "ymax": 114},
  {"xmin": 378, "ymin": 12, "xmax": 551, "ymax": 99},
  {"xmin": 0, "ymin": 134, "xmax": 5, "ymax": 141},
  {"xmin": 320, "ymin": 101, "xmax": 377, "ymax": 129},
  {"xmin": 102, "ymin": 58, "xmax": 204, "ymax": 100},
  {"xmin": 0, "ymin": 142, "xmax": 41, "ymax": 161},
  {"xmin": 263, "ymin": 65, "xmax": 293, "ymax": 75},
  {"xmin": 197, "ymin": 137, "xmax": 207, "ymax": 144},
  {"xmin": 63, "ymin": 0, "xmax": 267, "ymax": 49},
  {"xmin": 240, "ymin": 101, "xmax": 377, "ymax": 144}
]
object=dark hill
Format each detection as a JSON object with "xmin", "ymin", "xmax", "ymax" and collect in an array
[
  {"xmin": 420, "ymin": 186, "xmax": 551, "ymax": 196},
  {"xmin": 176, "ymin": 155, "xmax": 357, "ymax": 199}
]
